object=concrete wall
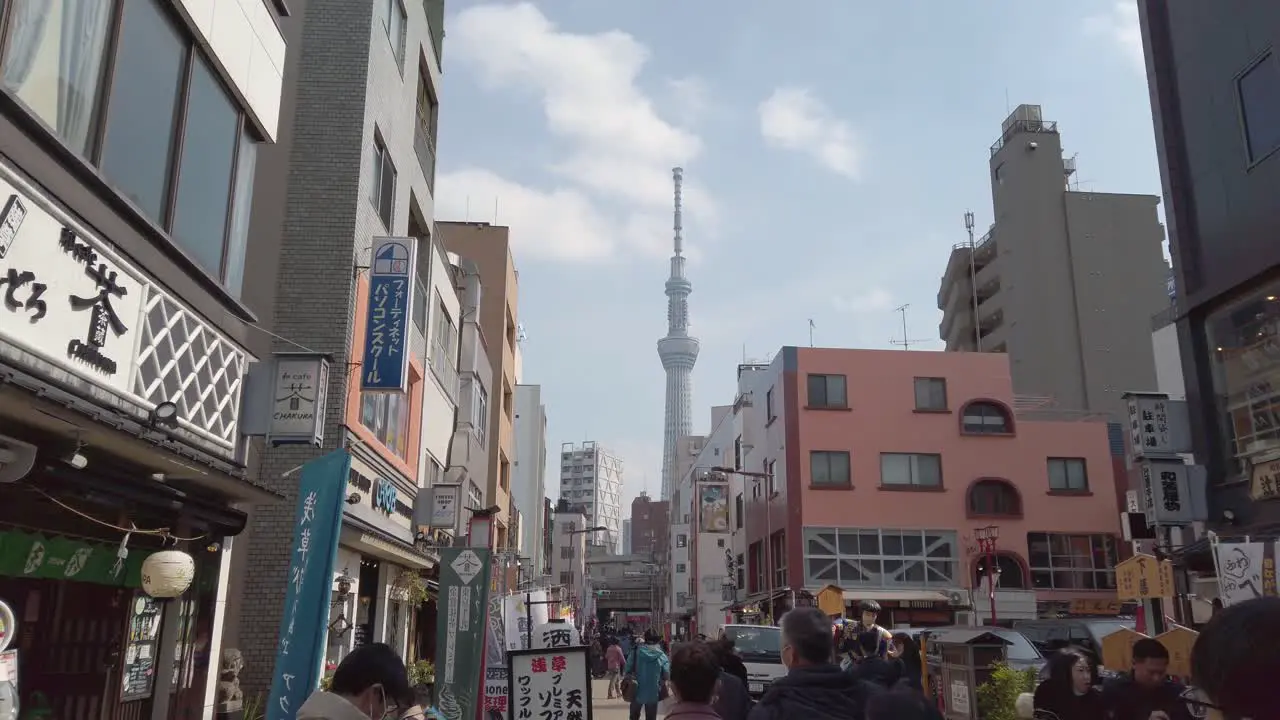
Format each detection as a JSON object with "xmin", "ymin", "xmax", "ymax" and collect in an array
[
  {"xmin": 513, "ymin": 384, "xmax": 547, "ymax": 569},
  {"xmin": 1152, "ymin": 324, "xmax": 1186, "ymax": 401}
]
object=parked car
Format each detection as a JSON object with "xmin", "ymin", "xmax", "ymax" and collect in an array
[
  {"xmin": 915, "ymin": 626, "xmax": 1047, "ymax": 676},
  {"xmin": 1013, "ymin": 618, "xmax": 1136, "ymax": 678}
]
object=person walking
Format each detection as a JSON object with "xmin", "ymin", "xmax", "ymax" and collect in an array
[
  {"xmin": 749, "ymin": 607, "xmax": 881, "ymax": 720},
  {"xmin": 624, "ymin": 629, "xmax": 670, "ymax": 720},
  {"xmin": 606, "ymin": 639, "xmax": 626, "ymax": 699},
  {"xmin": 707, "ymin": 639, "xmax": 753, "ymax": 720},
  {"xmin": 710, "ymin": 637, "xmax": 750, "ymax": 688},
  {"xmin": 664, "ymin": 642, "xmax": 727, "ymax": 720},
  {"xmin": 1033, "ymin": 649, "xmax": 1105, "ymax": 720},
  {"xmin": 297, "ymin": 643, "xmax": 415, "ymax": 720}
]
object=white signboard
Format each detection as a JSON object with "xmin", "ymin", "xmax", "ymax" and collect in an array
[
  {"xmin": 0, "ymin": 165, "xmax": 146, "ymax": 397},
  {"xmin": 429, "ymin": 484, "xmax": 461, "ymax": 529},
  {"xmin": 269, "ymin": 354, "xmax": 329, "ymax": 446},
  {"xmin": 504, "ymin": 591, "xmax": 552, "ymax": 650},
  {"xmin": 532, "ymin": 620, "xmax": 581, "ymax": 650},
  {"xmin": 508, "ymin": 646, "xmax": 592, "ymax": 720},
  {"xmin": 1140, "ymin": 460, "xmax": 1193, "ymax": 526},
  {"xmin": 1214, "ymin": 542, "xmax": 1270, "ymax": 606},
  {"xmin": 950, "ymin": 680, "xmax": 970, "ymax": 715},
  {"xmin": 1127, "ymin": 394, "xmax": 1174, "ymax": 459}
]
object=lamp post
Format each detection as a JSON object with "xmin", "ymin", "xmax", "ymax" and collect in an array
[
  {"xmin": 712, "ymin": 466, "xmax": 778, "ymax": 623},
  {"xmin": 974, "ymin": 525, "xmax": 1000, "ymax": 625}
]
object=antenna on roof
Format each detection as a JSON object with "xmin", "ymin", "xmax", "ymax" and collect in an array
[{"xmin": 889, "ymin": 304, "xmax": 931, "ymax": 351}]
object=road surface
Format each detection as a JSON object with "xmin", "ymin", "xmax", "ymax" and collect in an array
[{"xmin": 591, "ymin": 678, "xmax": 633, "ymax": 720}]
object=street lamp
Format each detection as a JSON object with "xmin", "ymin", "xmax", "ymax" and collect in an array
[
  {"xmin": 711, "ymin": 465, "xmax": 781, "ymax": 622},
  {"xmin": 974, "ymin": 525, "xmax": 1001, "ymax": 625}
]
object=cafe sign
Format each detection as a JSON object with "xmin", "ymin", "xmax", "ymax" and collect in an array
[{"xmin": 1250, "ymin": 455, "xmax": 1280, "ymax": 502}]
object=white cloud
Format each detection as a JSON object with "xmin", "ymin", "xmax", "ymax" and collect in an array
[
  {"xmin": 439, "ymin": 3, "xmax": 714, "ymax": 262},
  {"xmin": 831, "ymin": 288, "xmax": 894, "ymax": 314},
  {"xmin": 665, "ymin": 76, "xmax": 711, "ymax": 127},
  {"xmin": 1083, "ymin": 1, "xmax": 1144, "ymax": 72},
  {"xmin": 758, "ymin": 87, "xmax": 860, "ymax": 178}
]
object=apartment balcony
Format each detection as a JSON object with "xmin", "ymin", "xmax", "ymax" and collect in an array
[
  {"xmin": 449, "ymin": 423, "xmax": 486, "ymax": 470},
  {"xmin": 415, "ymin": 122, "xmax": 437, "ymax": 192},
  {"xmin": 429, "ymin": 336, "xmax": 458, "ymax": 403}
]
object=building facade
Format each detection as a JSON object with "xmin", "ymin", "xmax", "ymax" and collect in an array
[
  {"xmin": 513, "ymin": 384, "xmax": 548, "ymax": 570},
  {"xmin": 549, "ymin": 502, "xmax": 588, "ymax": 624},
  {"xmin": 936, "ymin": 104, "xmax": 1169, "ymax": 419},
  {"xmin": 438, "ymin": 221, "xmax": 519, "ymax": 547},
  {"xmin": 226, "ymin": 0, "xmax": 451, "ymax": 694},
  {"xmin": 1139, "ymin": 0, "xmax": 1280, "ymax": 531},
  {"xmin": 0, "ymin": 0, "xmax": 288, "ymax": 715},
  {"xmin": 731, "ymin": 347, "xmax": 1123, "ymax": 626},
  {"xmin": 558, "ymin": 441, "xmax": 624, "ymax": 552},
  {"xmin": 447, "ymin": 257, "xmax": 492, "ymax": 533},
  {"xmin": 631, "ymin": 492, "xmax": 671, "ymax": 562}
]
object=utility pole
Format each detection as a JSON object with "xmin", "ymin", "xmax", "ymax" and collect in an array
[
  {"xmin": 889, "ymin": 304, "xmax": 930, "ymax": 351},
  {"xmin": 965, "ymin": 210, "xmax": 982, "ymax": 352}
]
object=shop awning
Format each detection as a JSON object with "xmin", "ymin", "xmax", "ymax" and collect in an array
[
  {"xmin": 841, "ymin": 589, "xmax": 951, "ymax": 603},
  {"xmin": 340, "ymin": 516, "xmax": 437, "ymax": 569}
]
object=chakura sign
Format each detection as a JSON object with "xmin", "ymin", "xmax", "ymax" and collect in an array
[
  {"xmin": 507, "ymin": 646, "xmax": 593, "ymax": 720},
  {"xmin": 360, "ymin": 237, "xmax": 418, "ymax": 393}
]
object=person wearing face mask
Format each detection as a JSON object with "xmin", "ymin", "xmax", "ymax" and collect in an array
[
  {"xmin": 1033, "ymin": 649, "xmax": 1104, "ymax": 720},
  {"xmin": 298, "ymin": 643, "xmax": 416, "ymax": 720},
  {"xmin": 748, "ymin": 607, "xmax": 881, "ymax": 720}
]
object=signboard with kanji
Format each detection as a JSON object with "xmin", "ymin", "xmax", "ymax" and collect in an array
[
  {"xmin": 817, "ymin": 585, "xmax": 844, "ymax": 616},
  {"xmin": 1154, "ymin": 627, "xmax": 1197, "ymax": 678},
  {"xmin": 1115, "ymin": 553, "xmax": 1175, "ymax": 601},
  {"xmin": 507, "ymin": 646, "xmax": 593, "ymax": 720}
]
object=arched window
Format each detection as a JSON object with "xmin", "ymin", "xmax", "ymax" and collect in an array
[
  {"xmin": 968, "ymin": 478, "xmax": 1022, "ymax": 517},
  {"xmin": 961, "ymin": 401, "xmax": 1012, "ymax": 434},
  {"xmin": 974, "ymin": 553, "xmax": 1027, "ymax": 590}
]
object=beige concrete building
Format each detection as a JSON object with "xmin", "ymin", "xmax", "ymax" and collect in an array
[
  {"xmin": 439, "ymin": 221, "xmax": 520, "ymax": 548},
  {"xmin": 937, "ymin": 104, "xmax": 1169, "ymax": 418}
]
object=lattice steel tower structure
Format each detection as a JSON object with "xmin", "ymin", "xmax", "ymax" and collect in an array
[{"xmin": 658, "ymin": 167, "xmax": 699, "ymax": 501}]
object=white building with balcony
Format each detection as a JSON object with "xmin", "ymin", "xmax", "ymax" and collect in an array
[{"xmin": 559, "ymin": 441, "xmax": 624, "ymax": 552}]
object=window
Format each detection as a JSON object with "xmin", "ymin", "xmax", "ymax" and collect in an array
[
  {"xmin": 914, "ymin": 377, "xmax": 948, "ymax": 410},
  {"xmin": 1027, "ymin": 533, "xmax": 1118, "ymax": 590},
  {"xmin": 880, "ymin": 453, "xmax": 942, "ymax": 488},
  {"xmin": 974, "ymin": 554, "xmax": 1027, "ymax": 590},
  {"xmin": 735, "ymin": 493, "xmax": 743, "ymax": 529},
  {"xmin": 171, "ymin": 58, "xmax": 240, "ymax": 278},
  {"xmin": 1048, "ymin": 458, "xmax": 1089, "ymax": 491},
  {"xmin": 1205, "ymin": 279, "xmax": 1280, "ymax": 479},
  {"xmin": 803, "ymin": 527, "xmax": 957, "ymax": 587},
  {"xmin": 807, "ymin": 374, "xmax": 847, "ymax": 408},
  {"xmin": 809, "ymin": 451, "xmax": 851, "ymax": 487},
  {"xmin": 676, "ymin": 534, "xmax": 687, "ymax": 548},
  {"xmin": 733, "ymin": 435, "xmax": 743, "ymax": 470},
  {"xmin": 467, "ymin": 481, "xmax": 482, "ymax": 512},
  {"xmin": 360, "ymin": 391, "xmax": 410, "ymax": 458},
  {"xmin": 382, "ymin": 0, "xmax": 407, "ymax": 69},
  {"xmin": 1238, "ymin": 52, "xmax": 1280, "ymax": 164},
  {"xmin": 412, "ymin": 278, "xmax": 428, "ymax": 331},
  {"xmin": 961, "ymin": 401, "xmax": 1011, "ymax": 434},
  {"xmin": 676, "ymin": 563, "xmax": 686, "ymax": 573},
  {"xmin": 99, "ymin": 0, "xmax": 185, "ymax": 223},
  {"xmin": 472, "ymin": 386, "xmax": 488, "ymax": 444},
  {"xmin": 559, "ymin": 572, "xmax": 571, "ymax": 585},
  {"xmin": 425, "ymin": 457, "xmax": 443, "ymax": 486},
  {"xmin": 560, "ymin": 546, "xmax": 573, "ymax": 559},
  {"xmin": 766, "ymin": 387, "xmax": 776, "ymax": 421},
  {"xmin": 500, "ymin": 457, "xmax": 510, "ymax": 491},
  {"xmin": 968, "ymin": 479, "xmax": 1021, "ymax": 516},
  {"xmin": 371, "ymin": 134, "xmax": 396, "ymax": 228},
  {"xmin": 223, "ymin": 129, "xmax": 258, "ymax": 296},
  {"xmin": 2, "ymin": 0, "xmax": 112, "ymax": 155}
]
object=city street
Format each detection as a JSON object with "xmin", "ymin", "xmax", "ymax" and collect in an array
[{"xmin": 590, "ymin": 679, "xmax": 634, "ymax": 720}]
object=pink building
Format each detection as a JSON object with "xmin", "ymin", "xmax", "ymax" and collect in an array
[{"xmin": 735, "ymin": 347, "xmax": 1122, "ymax": 625}]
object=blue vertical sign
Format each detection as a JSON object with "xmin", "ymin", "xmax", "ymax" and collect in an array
[
  {"xmin": 361, "ymin": 237, "xmax": 418, "ymax": 392},
  {"xmin": 267, "ymin": 449, "xmax": 351, "ymax": 720}
]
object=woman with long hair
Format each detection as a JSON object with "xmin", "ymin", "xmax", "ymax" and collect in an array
[
  {"xmin": 890, "ymin": 632, "xmax": 924, "ymax": 691},
  {"xmin": 1032, "ymin": 649, "xmax": 1104, "ymax": 720}
]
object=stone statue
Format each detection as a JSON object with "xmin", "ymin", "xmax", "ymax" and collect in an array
[{"xmin": 217, "ymin": 648, "xmax": 245, "ymax": 711}]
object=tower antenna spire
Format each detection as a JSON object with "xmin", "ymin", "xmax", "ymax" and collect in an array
[
  {"xmin": 657, "ymin": 167, "xmax": 698, "ymax": 501},
  {"xmin": 673, "ymin": 167, "xmax": 684, "ymax": 256}
]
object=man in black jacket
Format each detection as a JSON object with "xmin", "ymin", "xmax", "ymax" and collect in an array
[
  {"xmin": 748, "ymin": 607, "xmax": 880, "ymax": 720},
  {"xmin": 1100, "ymin": 638, "xmax": 1192, "ymax": 720}
]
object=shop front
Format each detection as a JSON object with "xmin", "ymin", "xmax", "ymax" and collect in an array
[
  {"xmin": 323, "ymin": 444, "xmax": 436, "ymax": 670},
  {"xmin": 0, "ymin": 160, "xmax": 271, "ymax": 720}
]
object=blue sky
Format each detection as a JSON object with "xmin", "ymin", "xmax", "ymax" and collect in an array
[{"xmin": 432, "ymin": 0, "xmax": 1160, "ymax": 510}]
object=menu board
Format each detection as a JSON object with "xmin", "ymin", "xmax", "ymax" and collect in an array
[{"xmin": 121, "ymin": 592, "xmax": 161, "ymax": 701}]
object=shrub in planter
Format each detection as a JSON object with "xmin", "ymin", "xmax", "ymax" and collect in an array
[{"xmin": 976, "ymin": 663, "xmax": 1037, "ymax": 720}]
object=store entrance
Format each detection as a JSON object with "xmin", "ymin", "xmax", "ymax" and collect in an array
[{"xmin": 0, "ymin": 576, "xmax": 142, "ymax": 720}]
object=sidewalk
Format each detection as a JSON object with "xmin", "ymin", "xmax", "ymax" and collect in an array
[{"xmin": 591, "ymin": 678, "xmax": 632, "ymax": 720}]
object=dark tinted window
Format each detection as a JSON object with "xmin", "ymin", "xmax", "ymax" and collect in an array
[
  {"xmin": 172, "ymin": 58, "xmax": 240, "ymax": 277},
  {"xmin": 1239, "ymin": 52, "xmax": 1280, "ymax": 164},
  {"xmin": 99, "ymin": 0, "xmax": 186, "ymax": 223}
]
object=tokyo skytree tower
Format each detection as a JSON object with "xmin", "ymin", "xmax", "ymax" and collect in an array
[{"xmin": 657, "ymin": 167, "xmax": 698, "ymax": 501}]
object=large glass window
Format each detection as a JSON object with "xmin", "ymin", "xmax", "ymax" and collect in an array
[
  {"xmin": 99, "ymin": 0, "xmax": 186, "ymax": 223},
  {"xmin": 809, "ymin": 450, "xmax": 851, "ymax": 487},
  {"xmin": 223, "ymin": 130, "xmax": 258, "ymax": 296},
  {"xmin": 1238, "ymin": 52, "xmax": 1280, "ymax": 164},
  {"xmin": 1206, "ymin": 281, "xmax": 1280, "ymax": 480},
  {"xmin": 1, "ymin": 0, "xmax": 112, "ymax": 155},
  {"xmin": 360, "ymin": 391, "xmax": 410, "ymax": 459},
  {"xmin": 806, "ymin": 373, "xmax": 847, "ymax": 408},
  {"xmin": 880, "ymin": 453, "xmax": 942, "ymax": 488},
  {"xmin": 1027, "ymin": 532, "xmax": 1118, "ymax": 591},
  {"xmin": 171, "ymin": 59, "xmax": 240, "ymax": 277},
  {"xmin": 803, "ymin": 527, "xmax": 957, "ymax": 587}
]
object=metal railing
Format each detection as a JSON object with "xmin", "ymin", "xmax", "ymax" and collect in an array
[
  {"xmin": 415, "ymin": 122, "xmax": 437, "ymax": 192},
  {"xmin": 990, "ymin": 119, "xmax": 1059, "ymax": 157}
]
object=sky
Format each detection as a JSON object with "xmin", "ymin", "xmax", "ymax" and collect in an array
[{"xmin": 431, "ymin": 0, "xmax": 1161, "ymax": 513}]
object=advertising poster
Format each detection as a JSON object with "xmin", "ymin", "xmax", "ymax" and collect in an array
[
  {"xmin": 435, "ymin": 548, "xmax": 492, "ymax": 720},
  {"xmin": 507, "ymin": 647, "xmax": 593, "ymax": 720},
  {"xmin": 699, "ymin": 485, "xmax": 730, "ymax": 533},
  {"xmin": 267, "ymin": 450, "xmax": 349, "ymax": 720}
]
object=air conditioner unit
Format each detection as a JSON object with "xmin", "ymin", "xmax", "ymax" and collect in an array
[
  {"xmin": 953, "ymin": 610, "xmax": 977, "ymax": 627},
  {"xmin": 0, "ymin": 435, "xmax": 36, "ymax": 484}
]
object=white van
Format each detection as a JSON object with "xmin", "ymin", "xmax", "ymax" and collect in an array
[{"xmin": 721, "ymin": 624, "xmax": 785, "ymax": 698}]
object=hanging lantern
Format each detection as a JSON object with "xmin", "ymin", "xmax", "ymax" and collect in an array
[{"xmin": 141, "ymin": 550, "xmax": 196, "ymax": 598}]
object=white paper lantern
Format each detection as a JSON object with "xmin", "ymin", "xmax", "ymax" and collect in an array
[{"xmin": 141, "ymin": 550, "xmax": 196, "ymax": 598}]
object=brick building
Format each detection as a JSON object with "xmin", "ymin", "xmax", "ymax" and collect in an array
[{"xmin": 631, "ymin": 492, "xmax": 671, "ymax": 563}]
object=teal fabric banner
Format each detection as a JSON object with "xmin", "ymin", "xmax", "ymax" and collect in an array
[{"xmin": 435, "ymin": 547, "xmax": 493, "ymax": 720}]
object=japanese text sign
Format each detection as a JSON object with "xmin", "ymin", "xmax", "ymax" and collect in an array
[
  {"xmin": 1126, "ymin": 393, "xmax": 1172, "ymax": 458},
  {"xmin": 267, "ymin": 450, "xmax": 350, "ymax": 719},
  {"xmin": 507, "ymin": 646, "xmax": 592, "ymax": 720},
  {"xmin": 268, "ymin": 353, "xmax": 329, "ymax": 446},
  {"xmin": 1115, "ymin": 553, "xmax": 1175, "ymax": 601},
  {"xmin": 1249, "ymin": 456, "xmax": 1280, "ymax": 501},
  {"xmin": 361, "ymin": 237, "xmax": 418, "ymax": 392},
  {"xmin": 1139, "ymin": 460, "xmax": 1193, "ymax": 526},
  {"xmin": 1214, "ymin": 541, "xmax": 1280, "ymax": 607},
  {"xmin": 435, "ymin": 547, "xmax": 491, "ymax": 720}
]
